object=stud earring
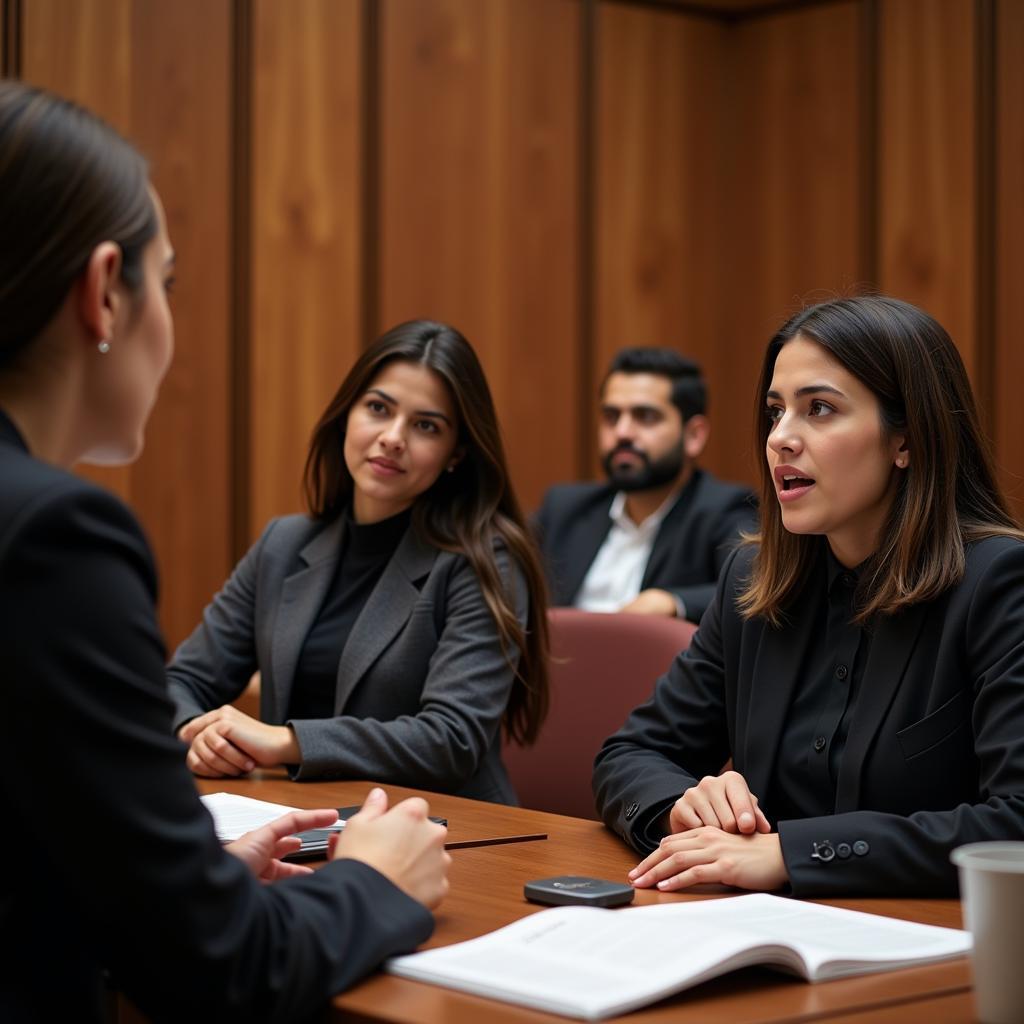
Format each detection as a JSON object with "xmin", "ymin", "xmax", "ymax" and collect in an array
[
  {"xmin": 98, "ymin": 339, "xmax": 111, "ymax": 354},
  {"xmin": 447, "ymin": 464, "xmax": 457, "ymax": 473}
]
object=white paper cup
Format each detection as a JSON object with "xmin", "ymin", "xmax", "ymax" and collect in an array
[{"xmin": 951, "ymin": 842, "xmax": 1024, "ymax": 1024}]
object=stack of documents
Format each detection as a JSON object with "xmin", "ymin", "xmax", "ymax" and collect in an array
[{"xmin": 200, "ymin": 792, "xmax": 345, "ymax": 842}]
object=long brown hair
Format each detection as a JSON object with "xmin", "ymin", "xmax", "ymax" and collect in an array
[
  {"xmin": 0, "ymin": 82, "xmax": 156, "ymax": 369},
  {"xmin": 740, "ymin": 295, "xmax": 1022, "ymax": 625},
  {"xmin": 304, "ymin": 320, "xmax": 549, "ymax": 744}
]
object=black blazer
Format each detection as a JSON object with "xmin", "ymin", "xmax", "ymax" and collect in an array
[
  {"xmin": 533, "ymin": 469, "xmax": 756, "ymax": 622},
  {"xmin": 0, "ymin": 411, "xmax": 432, "ymax": 1023},
  {"xmin": 593, "ymin": 539, "xmax": 1024, "ymax": 897}
]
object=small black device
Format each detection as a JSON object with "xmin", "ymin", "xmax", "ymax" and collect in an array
[{"xmin": 524, "ymin": 875, "xmax": 635, "ymax": 908}]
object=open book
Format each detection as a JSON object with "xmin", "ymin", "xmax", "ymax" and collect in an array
[{"xmin": 386, "ymin": 893, "xmax": 970, "ymax": 1021}]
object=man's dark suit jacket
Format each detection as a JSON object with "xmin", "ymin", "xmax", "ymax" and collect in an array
[
  {"xmin": 534, "ymin": 469, "xmax": 756, "ymax": 622},
  {"xmin": 0, "ymin": 410, "xmax": 432, "ymax": 1023},
  {"xmin": 594, "ymin": 539, "xmax": 1024, "ymax": 897}
]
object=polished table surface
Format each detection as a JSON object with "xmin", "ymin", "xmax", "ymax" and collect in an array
[{"xmin": 195, "ymin": 772, "xmax": 975, "ymax": 1023}]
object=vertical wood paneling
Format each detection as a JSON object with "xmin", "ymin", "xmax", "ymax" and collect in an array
[
  {"xmin": 129, "ymin": 1, "xmax": 233, "ymax": 647},
  {"xmin": 249, "ymin": 0, "xmax": 363, "ymax": 537},
  {"xmin": 21, "ymin": 0, "xmax": 233, "ymax": 648},
  {"xmin": 595, "ymin": 4, "xmax": 728, "ymax": 473},
  {"xmin": 378, "ymin": 0, "xmax": 581, "ymax": 511},
  {"xmin": 995, "ymin": 0, "xmax": 1024, "ymax": 514},
  {"xmin": 22, "ymin": 0, "xmax": 134, "ymax": 503},
  {"xmin": 877, "ymin": 0, "xmax": 977, "ymax": 375},
  {"xmin": 719, "ymin": 1, "xmax": 863, "ymax": 484}
]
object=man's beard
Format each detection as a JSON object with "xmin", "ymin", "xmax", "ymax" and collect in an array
[{"xmin": 601, "ymin": 439, "xmax": 685, "ymax": 492}]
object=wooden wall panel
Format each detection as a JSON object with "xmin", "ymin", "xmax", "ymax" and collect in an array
[
  {"xmin": 995, "ymin": 0, "xmax": 1024, "ymax": 513},
  {"xmin": 877, "ymin": 0, "xmax": 977, "ymax": 376},
  {"xmin": 718, "ymin": 0, "xmax": 863, "ymax": 484},
  {"xmin": 21, "ymin": 0, "xmax": 233, "ymax": 649},
  {"xmin": 594, "ymin": 4, "xmax": 728, "ymax": 472},
  {"xmin": 128, "ymin": 2, "xmax": 233, "ymax": 648},
  {"xmin": 249, "ymin": 0, "xmax": 364, "ymax": 537},
  {"xmin": 22, "ymin": 0, "xmax": 134, "ymax": 503},
  {"xmin": 378, "ymin": 0, "xmax": 581, "ymax": 511}
]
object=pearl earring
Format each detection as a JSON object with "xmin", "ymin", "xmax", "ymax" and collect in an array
[{"xmin": 98, "ymin": 339, "xmax": 111, "ymax": 354}]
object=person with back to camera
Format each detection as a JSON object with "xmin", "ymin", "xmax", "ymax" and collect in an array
[
  {"xmin": 534, "ymin": 347, "xmax": 756, "ymax": 623},
  {"xmin": 167, "ymin": 320, "xmax": 549, "ymax": 802},
  {"xmin": 594, "ymin": 295, "xmax": 1024, "ymax": 897},
  {"xmin": 0, "ymin": 81, "xmax": 449, "ymax": 1022}
]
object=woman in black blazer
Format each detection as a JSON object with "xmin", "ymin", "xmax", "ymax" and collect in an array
[
  {"xmin": 594, "ymin": 295, "xmax": 1024, "ymax": 897},
  {"xmin": 168, "ymin": 321, "xmax": 550, "ymax": 802},
  {"xmin": 0, "ymin": 82, "xmax": 448, "ymax": 1022}
]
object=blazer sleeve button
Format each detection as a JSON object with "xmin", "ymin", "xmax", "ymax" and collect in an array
[
  {"xmin": 625, "ymin": 802, "xmax": 640, "ymax": 821},
  {"xmin": 811, "ymin": 840, "xmax": 835, "ymax": 863},
  {"xmin": 836, "ymin": 842, "xmax": 852, "ymax": 859},
  {"xmin": 852, "ymin": 840, "xmax": 870, "ymax": 856}
]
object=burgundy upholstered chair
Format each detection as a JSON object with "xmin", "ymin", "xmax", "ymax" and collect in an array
[{"xmin": 503, "ymin": 608, "xmax": 697, "ymax": 819}]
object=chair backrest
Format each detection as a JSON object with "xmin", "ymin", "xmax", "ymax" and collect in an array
[{"xmin": 503, "ymin": 608, "xmax": 697, "ymax": 819}]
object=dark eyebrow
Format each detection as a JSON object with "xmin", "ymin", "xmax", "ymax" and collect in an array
[
  {"xmin": 365, "ymin": 388, "xmax": 452, "ymax": 427},
  {"xmin": 600, "ymin": 403, "xmax": 664, "ymax": 415},
  {"xmin": 766, "ymin": 384, "xmax": 846, "ymax": 401}
]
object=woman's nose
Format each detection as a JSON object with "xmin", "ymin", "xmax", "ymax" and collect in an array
[
  {"xmin": 767, "ymin": 415, "xmax": 801, "ymax": 454},
  {"xmin": 379, "ymin": 421, "xmax": 406, "ymax": 451}
]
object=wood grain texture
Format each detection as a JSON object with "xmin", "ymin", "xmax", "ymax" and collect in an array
[
  {"xmin": 994, "ymin": 0, "xmax": 1024, "ymax": 517},
  {"xmin": 378, "ymin": 0, "xmax": 581, "ymax": 511},
  {"xmin": 20, "ymin": 0, "xmax": 233, "ymax": 649},
  {"xmin": 248, "ymin": 0, "xmax": 364, "ymax": 538},
  {"xmin": 21, "ymin": 0, "xmax": 134, "ymax": 504},
  {"xmin": 877, "ymin": 0, "xmax": 977, "ymax": 377},
  {"xmin": 718, "ymin": 0, "xmax": 863, "ymax": 485},
  {"xmin": 192, "ymin": 772, "xmax": 969, "ymax": 1024},
  {"xmin": 594, "ymin": 3, "xmax": 729, "ymax": 473}
]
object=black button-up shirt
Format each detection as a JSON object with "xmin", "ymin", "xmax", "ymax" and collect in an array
[{"xmin": 769, "ymin": 551, "xmax": 873, "ymax": 822}]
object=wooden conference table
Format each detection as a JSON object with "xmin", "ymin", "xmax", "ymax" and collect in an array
[{"xmin": 191, "ymin": 771, "xmax": 975, "ymax": 1024}]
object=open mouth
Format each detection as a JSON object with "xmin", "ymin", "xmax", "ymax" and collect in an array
[{"xmin": 782, "ymin": 475, "xmax": 815, "ymax": 491}]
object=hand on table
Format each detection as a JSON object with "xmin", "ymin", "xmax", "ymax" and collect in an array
[
  {"xmin": 227, "ymin": 807, "xmax": 339, "ymax": 882},
  {"xmin": 179, "ymin": 704, "xmax": 300, "ymax": 777},
  {"xmin": 331, "ymin": 787, "xmax": 451, "ymax": 909},
  {"xmin": 629, "ymin": 828, "xmax": 788, "ymax": 892}
]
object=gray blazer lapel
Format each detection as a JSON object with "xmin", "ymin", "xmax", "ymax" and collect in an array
[
  {"xmin": 835, "ymin": 602, "xmax": 928, "ymax": 812},
  {"xmin": 333, "ymin": 527, "xmax": 439, "ymax": 712},
  {"xmin": 269, "ymin": 516, "xmax": 346, "ymax": 721}
]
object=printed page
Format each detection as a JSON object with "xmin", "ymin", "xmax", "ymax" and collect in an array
[
  {"xmin": 388, "ymin": 902, "xmax": 790, "ymax": 1021},
  {"xmin": 200, "ymin": 792, "xmax": 345, "ymax": 842},
  {"xmin": 387, "ymin": 894, "xmax": 970, "ymax": 1021},
  {"xmin": 700, "ymin": 894, "xmax": 971, "ymax": 978}
]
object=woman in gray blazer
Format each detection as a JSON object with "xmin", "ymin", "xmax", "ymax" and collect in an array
[{"xmin": 170, "ymin": 320, "xmax": 550, "ymax": 803}]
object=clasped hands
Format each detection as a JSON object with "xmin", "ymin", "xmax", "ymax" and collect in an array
[
  {"xmin": 179, "ymin": 704, "xmax": 299, "ymax": 777},
  {"xmin": 628, "ymin": 771, "xmax": 789, "ymax": 893}
]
